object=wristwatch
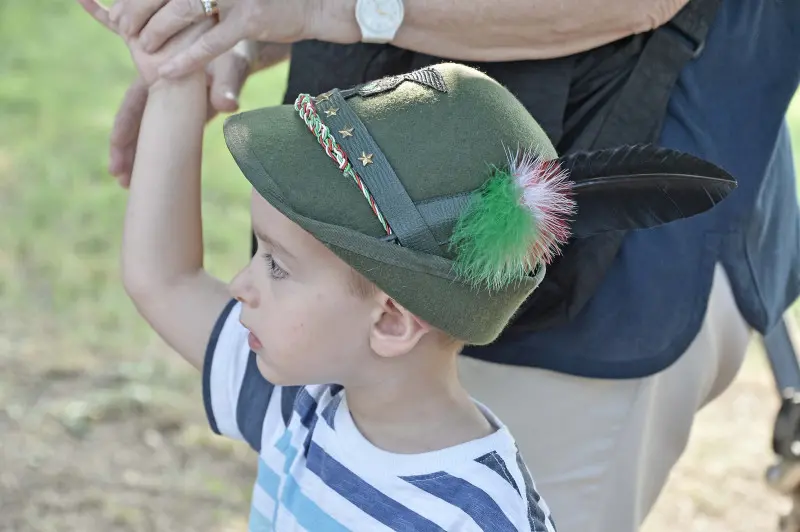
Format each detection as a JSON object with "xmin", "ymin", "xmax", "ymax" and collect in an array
[{"xmin": 355, "ymin": 0, "xmax": 405, "ymax": 44}]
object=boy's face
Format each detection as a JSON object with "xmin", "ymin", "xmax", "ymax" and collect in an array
[{"xmin": 229, "ymin": 191, "xmax": 378, "ymax": 385}]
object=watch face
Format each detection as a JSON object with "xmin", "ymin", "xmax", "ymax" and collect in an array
[{"xmin": 357, "ymin": 0, "xmax": 404, "ymax": 35}]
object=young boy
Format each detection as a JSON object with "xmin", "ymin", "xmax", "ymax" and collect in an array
[{"xmin": 81, "ymin": 4, "xmax": 735, "ymax": 530}]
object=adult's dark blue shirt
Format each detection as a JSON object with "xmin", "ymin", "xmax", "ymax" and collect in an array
[{"xmin": 463, "ymin": 0, "xmax": 800, "ymax": 378}]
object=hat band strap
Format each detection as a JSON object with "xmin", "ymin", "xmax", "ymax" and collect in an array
[{"xmin": 293, "ymin": 90, "xmax": 441, "ymax": 255}]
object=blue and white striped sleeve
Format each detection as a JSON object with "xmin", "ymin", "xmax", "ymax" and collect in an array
[{"xmin": 201, "ymin": 299, "xmax": 293, "ymax": 452}]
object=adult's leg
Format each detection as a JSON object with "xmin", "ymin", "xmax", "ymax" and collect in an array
[{"xmin": 459, "ymin": 264, "xmax": 751, "ymax": 532}]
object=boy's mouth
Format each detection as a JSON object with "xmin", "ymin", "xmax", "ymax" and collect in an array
[
  {"xmin": 241, "ymin": 321, "xmax": 263, "ymax": 350},
  {"xmin": 247, "ymin": 331, "xmax": 263, "ymax": 351}
]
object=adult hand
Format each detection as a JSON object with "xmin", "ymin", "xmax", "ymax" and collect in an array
[
  {"xmin": 107, "ymin": 40, "xmax": 289, "ymax": 187},
  {"xmin": 110, "ymin": 0, "xmax": 315, "ymax": 80},
  {"xmin": 108, "ymin": 49, "xmax": 246, "ymax": 187},
  {"xmin": 78, "ymin": 0, "xmax": 223, "ymax": 186},
  {"xmin": 77, "ymin": 0, "xmax": 214, "ymax": 85},
  {"xmin": 107, "ymin": 43, "xmax": 251, "ymax": 187}
]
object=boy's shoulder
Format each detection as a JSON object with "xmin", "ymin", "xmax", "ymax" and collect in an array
[
  {"xmin": 205, "ymin": 301, "xmax": 556, "ymax": 530},
  {"xmin": 275, "ymin": 391, "xmax": 557, "ymax": 531}
]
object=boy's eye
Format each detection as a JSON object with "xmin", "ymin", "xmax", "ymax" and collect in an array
[{"xmin": 262, "ymin": 253, "xmax": 289, "ymax": 280}]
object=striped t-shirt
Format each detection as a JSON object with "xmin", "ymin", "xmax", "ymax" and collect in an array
[{"xmin": 203, "ymin": 300, "xmax": 557, "ymax": 531}]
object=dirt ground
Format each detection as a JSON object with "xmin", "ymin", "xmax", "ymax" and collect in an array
[
  {"xmin": 642, "ymin": 340, "xmax": 790, "ymax": 532},
  {"xmin": 0, "ymin": 323, "xmax": 795, "ymax": 532}
]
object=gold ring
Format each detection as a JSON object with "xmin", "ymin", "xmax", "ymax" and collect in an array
[{"xmin": 200, "ymin": 0, "xmax": 219, "ymax": 17}]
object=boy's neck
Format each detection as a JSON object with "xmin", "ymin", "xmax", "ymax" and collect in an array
[{"xmin": 343, "ymin": 347, "xmax": 494, "ymax": 454}]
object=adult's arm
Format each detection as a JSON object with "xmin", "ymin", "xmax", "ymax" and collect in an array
[
  {"xmin": 116, "ymin": 0, "xmax": 689, "ymax": 79},
  {"xmin": 318, "ymin": 0, "xmax": 691, "ymax": 61}
]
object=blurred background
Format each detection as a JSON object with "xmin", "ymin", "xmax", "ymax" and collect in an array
[{"xmin": 2, "ymin": 1, "xmax": 800, "ymax": 530}]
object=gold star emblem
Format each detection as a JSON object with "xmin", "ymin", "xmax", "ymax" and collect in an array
[
  {"xmin": 358, "ymin": 152, "xmax": 374, "ymax": 166},
  {"xmin": 338, "ymin": 126, "xmax": 354, "ymax": 138},
  {"xmin": 324, "ymin": 107, "xmax": 339, "ymax": 117},
  {"xmin": 315, "ymin": 92, "xmax": 331, "ymax": 102}
]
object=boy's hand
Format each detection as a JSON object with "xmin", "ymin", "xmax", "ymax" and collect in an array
[
  {"xmin": 108, "ymin": 48, "xmax": 249, "ymax": 187},
  {"xmin": 106, "ymin": 40, "xmax": 289, "ymax": 188},
  {"xmin": 77, "ymin": 0, "xmax": 214, "ymax": 85}
]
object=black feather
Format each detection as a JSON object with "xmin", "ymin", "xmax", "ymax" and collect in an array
[{"xmin": 557, "ymin": 144, "xmax": 737, "ymax": 239}]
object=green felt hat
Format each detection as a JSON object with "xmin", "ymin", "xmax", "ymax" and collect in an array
[{"xmin": 223, "ymin": 63, "xmax": 735, "ymax": 345}]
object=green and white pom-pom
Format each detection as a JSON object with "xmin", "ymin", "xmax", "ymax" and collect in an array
[{"xmin": 449, "ymin": 148, "xmax": 576, "ymax": 290}]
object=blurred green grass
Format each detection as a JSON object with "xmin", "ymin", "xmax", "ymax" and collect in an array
[
  {"xmin": 1, "ymin": 0, "xmax": 800, "ymax": 357},
  {"xmin": 0, "ymin": 0, "xmax": 286, "ymax": 353}
]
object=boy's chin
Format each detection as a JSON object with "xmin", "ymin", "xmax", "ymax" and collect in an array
[
  {"xmin": 254, "ymin": 355, "xmax": 312, "ymax": 387},
  {"xmin": 255, "ymin": 355, "xmax": 283, "ymax": 383}
]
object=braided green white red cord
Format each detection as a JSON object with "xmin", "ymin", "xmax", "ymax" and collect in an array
[{"xmin": 294, "ymin": 93, "xmax": 393, "ymax": 236}]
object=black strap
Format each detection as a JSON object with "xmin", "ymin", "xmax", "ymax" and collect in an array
[
  {"xmin": 666, "ymin": 0, "xmax": 720, "ymax": 53},
  {"xmin": 592, "ymin": 0, "xmax": 721, "ymax": 147}
]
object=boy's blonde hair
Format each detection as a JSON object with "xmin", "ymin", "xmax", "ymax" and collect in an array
[
  {"xmin": 349, "ymin": 269, "xmax": 464, "ymax": 351},
  {"xmin": 348, "ymin": 269, "xmax": 378, "ymax": 299}
]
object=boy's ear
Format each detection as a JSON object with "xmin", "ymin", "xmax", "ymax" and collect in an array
[{"xmin": 369, "ymin": 293, "xmax": 430, "ymax": 358}]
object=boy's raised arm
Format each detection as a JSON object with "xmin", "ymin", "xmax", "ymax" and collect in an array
[
  {"xmin": 75, "ymin": 1, "xmax": 232, "ymax": 370},
  {"xmin": 121, "ymin": 72, "xmax": 231, "ymax": 371}
]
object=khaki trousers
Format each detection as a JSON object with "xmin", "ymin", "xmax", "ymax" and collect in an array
[{"xmin": 460, "ymin": 264, "xmax": 751, "ymax": 532}]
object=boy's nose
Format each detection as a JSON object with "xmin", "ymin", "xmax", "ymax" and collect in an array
[{"xmin": 229, "ymin": 268, "xmax": 258, "ymax": 306}]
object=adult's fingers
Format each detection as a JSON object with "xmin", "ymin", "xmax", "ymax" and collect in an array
[
  {"xmin": 75, "ymin": 0, "xmax": 116, "ymax": 32},
  {"xmin": 110, "ymin": 0, "xmax": 169, "ymax": 38},
  {"xmin": 158, "ymin": 15, "xmax": 242, "ymax": 79},
  {"xmin": 109, "ymin": 77, "xmax": 149, "ymax": 186},
  {"xmin": 207, "ymin": 44, "xmax": 254, "ymax": 113},
  {"xmin": 139, "ymin": 0, "xmax": 211, "ymax": 53},
  {"xmin": 114, "ymin": 154, "xmax": 136, "ymax": 188}
]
